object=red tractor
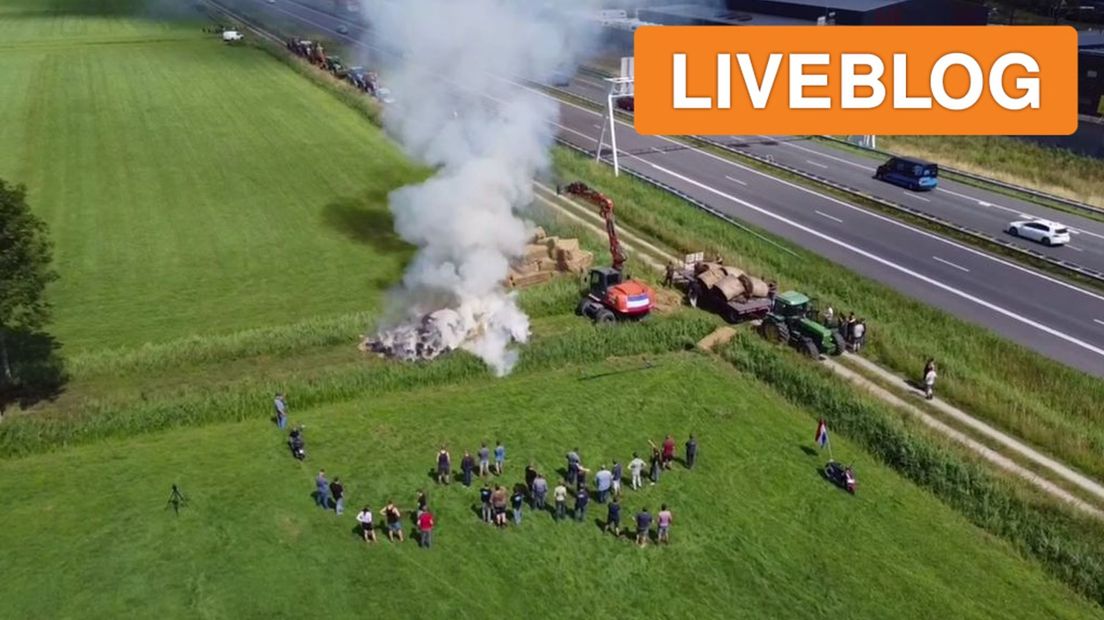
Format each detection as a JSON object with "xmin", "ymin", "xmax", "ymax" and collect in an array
[{"xmin": 563, "ymin": 182, "xmax": 656, "ymax": 324}]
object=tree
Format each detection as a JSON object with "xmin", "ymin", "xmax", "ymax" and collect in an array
[{"xmin": 0, "ymin": 179, "xmax": 57, "ymax": 387}]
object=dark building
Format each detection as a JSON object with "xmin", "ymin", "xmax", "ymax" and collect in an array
[
  {"xmin": 638, "ymin": 0, "xmax": 988, "ymax": 27},
  {"xmin": 1081, "ymin": 32, "xmax": 1104, "ymax": 117}
]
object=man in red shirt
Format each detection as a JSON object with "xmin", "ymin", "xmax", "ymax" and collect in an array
[
  {"xmin": 661, "ymin": 434, "xmax": 676, "ymax": 470},
  {"xmin": 418, "ymin": 509, "xmax": 435, "ymax": 549}
]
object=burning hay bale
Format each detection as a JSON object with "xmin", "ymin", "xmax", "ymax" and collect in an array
[
  {"xmin": 506, "ymin": 228, "xmax": 594, "ymax": 289},
  {"xmin": 359, "ymin": 309, "xmax": 467, "ymax": 362}
]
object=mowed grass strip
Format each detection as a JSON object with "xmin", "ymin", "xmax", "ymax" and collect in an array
[
  {"xmin": 0, "ymin": 14, "xmax": 424, "ymax": 351},
  {"xmin": 0, "ymin": 352, "xmax": 1098, "ymax": 619}
]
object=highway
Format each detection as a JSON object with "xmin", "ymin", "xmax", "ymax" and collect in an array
[
  {"xmin": 561, "ymin": 74, "xmax": 1104, "ymax": 274},
  {"xmin": 228, "ymin": 0, "xmax": 1104, "ymax": 377}
]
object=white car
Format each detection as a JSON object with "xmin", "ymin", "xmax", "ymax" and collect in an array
[{"xmin": 1007, "ymin": 219, "xmax": 1071, "ymax": 246}]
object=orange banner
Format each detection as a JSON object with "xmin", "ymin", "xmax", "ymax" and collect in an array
[{"xmin": 633, "ymin": 26, "xmax": 1078, "ymax": 136}]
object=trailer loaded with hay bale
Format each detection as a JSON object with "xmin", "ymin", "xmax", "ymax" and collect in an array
[
  {"xmin": 505, "ymin": 227, "xmax": 595, "ymax": 289},
  {"xmin": 674, "ymin": 255, "xmax": 777, "ymax": 324}
]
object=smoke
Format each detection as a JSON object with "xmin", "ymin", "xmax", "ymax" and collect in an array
[{"xmin": 359, "ymin": 0, "xmax": 600, "ymax": 376}]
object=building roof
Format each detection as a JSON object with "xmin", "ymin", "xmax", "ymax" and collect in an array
[
  {"xmin": 753, "ymin": 0, "xmax": 906, "ymax": 10},
  {"xmin": 640, "ymin": 4, "xmax": 812, "ymax": 26}
]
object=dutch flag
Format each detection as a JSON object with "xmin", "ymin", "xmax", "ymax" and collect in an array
[
  {"xmin": 815, "ymin": 419, "xmax": 829, "ymax": 449},
  {"xmin": 626, "ymin": 293, "xmax": 651, "ymax": 310}
]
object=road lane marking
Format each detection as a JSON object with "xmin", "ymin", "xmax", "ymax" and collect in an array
[
  {"xmin": 756, "ymin": 136, "xmax": 873, "ymax": 170},
  {"xmin": 805, "ymin": 159, "xmax": 829, "ymax": 169},
  {"xmin": 592, "ymin": 124, "xmax": 601, "ymax": 129},
  {"xmin": 1066, "ymin": 244, "xmax": 1084, "ymax": 252},
  {"xmin": 651, "ymin": 147, "xmax": 664, "ymax": 155},
  {"xmin": 933, "ymin": 256, "xmax": 970, "ymax": 272},
  {"xmin": 904, "ymin": 193, "xmax": 931, "ymax": 202},
  {"xmin": 816, "ymin": 210, "xmax": 843, "ymax": 223},
  {"xmin": 724, "ymin": 175, "xmax": 748, "ymax": 186},
  {"xmin": 1095, "ymin": 319, "xmax": 1104, "ymax": 327},
  {"xmin": 629, "ymin": 158, "xmax": 1104, "ymax": 359}
]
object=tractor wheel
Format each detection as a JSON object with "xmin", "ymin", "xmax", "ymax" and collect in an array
[
  {"xmin": 776, "ymin": 322, "xmax": 791, "ymax": 345},
  {"xmin": 595, "ymin": 308, "xmax": 617, "ymax": 325},
  {"xmin": 758, "ymin": 319, "xmax": 778, "ymax": 341},
  {"xmin": 800, "ymin": 337, "xmax": 819, "ymax": 359},
  {"xmin": 575, "ymin": 297, "xmax": 590, "ymax": 317},
  {"xmin": 831, "ymin": 330, "xmax": 847, "ymax": 356},
  {"xmin": 724, "ymin": 308, "xmax": 740, "ymax": 324}
]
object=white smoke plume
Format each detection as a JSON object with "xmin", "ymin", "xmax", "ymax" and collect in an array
[{"xmin": 359, "ymin": 0, "xmax": 599, "ymax": 376}]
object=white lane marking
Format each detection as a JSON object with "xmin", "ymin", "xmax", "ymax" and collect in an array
[
  {"xmin": 651, "ymin": 147, "xmax": 664, "ymax": 155},
  {"xmin": 542, "ymin": 89, "xmax": 1104, "ymax": 304},
  {"xmin": 1020, "ymin": 213, "xmax": 1034, "ymax": 219},
  {"xmin": 1095, "ymin": 319, "xmax": 1104, "ymax": 327},
  {"xmin": 724, "ymin": 175, "xmax": 747, "ymax": 186},
  {"xmin": 592, "ymin": 124, "xmax": 601, "ymax": 129},
  {"xmin": 574, "ymin": 76, "xmax": 608, "ymax": 90},
  {"xmin": 756, "ymin": 136, "xmax": 873, "ymax": 171},
  {"xmin": 806, "ymin": 159, "xmax": 829, "ymax": 169},
  {"xmin": 628, "ymin": 158, "xmax": 1104, "ymax": 359},
  {"xmin": 933, "ymin": 256, "xmax": 970, "ymax": 272},
  {"xmin": 904, "ymin": 193, "xmax": 931, "ymax": 202},
  {"xmin": 1071, "ymin": 229, "xmax": 1082, "ymax": 235},
  {"xmin": 816, "ymin": 210, "xmax": 843, "ymax": 223},
  {"xmin": 1066, "ymin": 244, "xmax": 1084, "ymax": 252},
  {"xmin": 978, "ymin": 201, "xmax": 992, "ymax": 207}
]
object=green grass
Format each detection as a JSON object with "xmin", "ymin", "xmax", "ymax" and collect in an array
[
  {"xmin": 0, "ymin": 1, "xmax": 423, "ymax": 352},
  {"xmin": 552, "ymin": 148, "xmax": 1104, "ymax": 483},
  {"xmin": 1, "ymin": 350, "xmax": 1098, "ymax": 619}
]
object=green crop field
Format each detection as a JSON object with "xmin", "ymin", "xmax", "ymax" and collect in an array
[
  {"xmin": 0, "ymin": 0, "xmax": 422, "ymax": 352},
  {"xmin": 1, "ymin": 350, "xmax": 1098, "ymax": 619}
]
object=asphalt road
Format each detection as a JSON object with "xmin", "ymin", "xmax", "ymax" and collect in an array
[
  {"xmin": 229, "ymin": 0, "xmax": 1104, "ymax": 377},
  {"xmin": 562, "ymin": 74, "xmax": 1104, "ymax": 273}
]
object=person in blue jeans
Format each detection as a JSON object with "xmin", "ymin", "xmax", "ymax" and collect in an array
[
  {"xmin": 574, "ymin": 488, "xmax": 589, "ymax": 522},
  {"xmin": 315, "ymin": 470, "xmax": 330, "ymax": 509},
  {"xmin": 274, "ymin": 393, "xmax": 288, "ymax": 429},
  {"xmin": 494, "ymin": 441, "xmax": 506, "ymax": 475},
  {"xmin": 511, "ymin": 487, "xmax": 525, "ymax": 525}
]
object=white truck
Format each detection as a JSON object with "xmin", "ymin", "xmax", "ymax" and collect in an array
[{"xmin": 222, "ymin": 30, "xmax": 244, "ymax": 43}]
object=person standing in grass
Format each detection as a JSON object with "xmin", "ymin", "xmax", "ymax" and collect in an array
[
  {"xmin": 274, "ymin": 392, "xmax": 288, "ymax": 430},
  {"xmin": 575, "ymin": 463, "xmax": 591, "ymax": 493},
  {"xmin": 524, "ymin": 462, "xmax": 538, "ymax": 493},
  {"xmin": 480, "ymin": 484, "xmax": 493, "ymax": 523},
  {"xmin": 417, "ymin": 508, "xmax": 434, "ymax": 549},
  {"xmin": 461, "ymin": 451, "xmax": 475, "ymax": 487},
  {"xmin": 595, "ymin": 465, "xmax": 612, "ymax": 504},
  {"xmin": 356, "ymin": 505, "xmax": 376, "ymax": 543},
  {"xmin": 553, "ymin": 480, "xmax": 569, "ymax": 521},
  {"xmin": 628, "ymin": 453, "xmax": 646, "ymax": 490},
  {"xmin": 565, "ymin": 448, "xmax": 581, "ymax": 486},
  {"xmin": 657, "ymin": 504, "xmax": 673, "ymax": 544},
  {"xmin": 330, "ymin": 477, "xmax": 345, "ymax": 516},
  {"xmin": 479, "ymin": 442, "xmax": 491, "ymax": 477},
  {"xmin": 611, "ymin": 461, "xmax": 623, "ymax": 498},
  {"xmin": 574, "ymin": 487, "xmax": 590, "ymax": 522},
  {"xmin": 685, "ymin": 434, "xmax": 698, "ymax": 469},
  {"xmin": 511, "ymin": 486, "xmax": 525, "ymax": 525},
  {"xmin": 606, "ymin": 497, "xmax": 622, "ymax": 536},
  {"xmin": 492, "ymin": 485, "xmax": 509, "ymax": 527},
  {"xmin": 494, "ymin": 440, "xmax": 506, "ymax": 475},
  {"xmin": 635, "ymin": 507, "xmax": 653, "ymax": 547},
  {"xmin": 436, "ymin": 446, "xmax": 451, "ymax": 485},
  {"xmin": 924, "ymin": 364, "xmax": 938, "ymax": 400},
  {"xmin": 661, "ymin": 435, "xmax": 676, "ymax": 470},
  {"xmin": 648, "ymin": 443, "xmax": 662, "ymax": 485},
  {"xmin": 315, "ymin": 470, "xmax": 330, "ymax": 509},
  {"xmin": 415, "ymin": 489, "xmax": 428, "ymax": 521},
  {"xmin": 383, "ymin": 500, "xmax": 404, "ymax": 542},
  {"xmin": 532, "ymin": 472, "xmax": 549, "ymax": 510}
]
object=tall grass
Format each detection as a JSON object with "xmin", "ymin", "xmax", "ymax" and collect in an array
[
  {"xmin": 719, "ymin": 331, "xmax": 1104, "ymax": 607},
  {"xmin": 0, "ymin": 314, "xmax": 714, "ymax": 458},
  {"xmin": 554, "ymin": 148, "xmax": 1104, "ymax": 482}
]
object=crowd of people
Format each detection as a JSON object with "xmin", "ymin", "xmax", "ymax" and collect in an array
[
  {"xmin": 275, "ymin": 392, "xmax": 697, "ymax": 549},
  {"xmin": 823, "ymin": 306, "xmax": 868, "ymax": 352}
]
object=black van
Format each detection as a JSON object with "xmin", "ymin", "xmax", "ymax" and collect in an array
[{"xmin": 874, "ymin": 156, "xmax": 939, "ymax": 191}]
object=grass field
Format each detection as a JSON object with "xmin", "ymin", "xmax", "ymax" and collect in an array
[
  {"xmin": 0, "ymin": 0, "xmax": 422, "ymax": 352},
  {"xmin": 1, "ymin": 350, "xmax": 1099, "ymax": 619}
]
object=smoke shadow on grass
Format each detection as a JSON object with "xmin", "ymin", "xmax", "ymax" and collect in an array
[
  {"xmin": 321, "ymin": 196, "xmax": 412, "ymax": 255},
  {"xmin": 0, "ymin": 329, "xmax": 67, "ymax": 416}
]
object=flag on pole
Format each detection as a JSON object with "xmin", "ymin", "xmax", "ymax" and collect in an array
[{"xmin": 814, "ymin": 418, "xmax": 829, "ymax": 449}]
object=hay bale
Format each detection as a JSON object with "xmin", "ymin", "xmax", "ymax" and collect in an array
[
  {"xmin": 561, "ymin": 251, "xmax": 594, "ymax": 273},
  {"xmin": 712, "ymin": 274, "xmax": 746, "ymax": 301},
  {"xmin": 543, "ymin": 236, "xmax": 561, "ymax": 250},
  {"xmin": 524, "ymin": 243, "xmax": 550, "ymax": 261},
  {"xmin": 557, "ymin": 248, "xmax": 587, "ymax": 262},
  {"xmin": 740, "ymin": 274, "xmax": 770, "ymax": 298},
  {"xmin": 513, "ymin": 260, "xmax": 539, "ymax": 275},
  {"xmin": 694, "ymin": 262, "xmax": 717, "ymax": 274},
  {"xmin": 553, "ymin": 237, "xmax": 580, "ymax": 253},
  {"xmin": 720, "ymin": 265, "xmax": 745, "ymax": 278},
  {"xmin": 696, "ymin": 326, "xmax": 737, "ymax": 352},
  {"xmin": 537, "ymin": 257, "xmax": 558, "ymax": 272},
  {"xmin": 531, "ymin": 226, "xmax": 547, "ymax": 241},
  {"xmin": 695, "ymin": 268, "xmax": 724, "ymax": 290},
  {"xmin": 511, "ymin": 271, "xmax": 554, "ymax": 288}
]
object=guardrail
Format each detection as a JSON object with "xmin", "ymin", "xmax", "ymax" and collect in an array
[{"xmin": 816, "ymin": 136, "xmax": 1104, "ymax": 218}]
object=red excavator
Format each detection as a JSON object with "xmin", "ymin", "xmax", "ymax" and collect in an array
[{"xmin": 563, "ymin": 181, "xmax": 656, "ymax": 323}]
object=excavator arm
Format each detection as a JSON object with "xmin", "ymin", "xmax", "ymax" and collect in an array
[{"xmin": 564, "ymin": 182, "xmax": 626, "ymax": 271}]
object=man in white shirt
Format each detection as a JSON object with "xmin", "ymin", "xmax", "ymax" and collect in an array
[{"xmin": 628, "ymin": 452, "xmax": 646, "ymax": 490}]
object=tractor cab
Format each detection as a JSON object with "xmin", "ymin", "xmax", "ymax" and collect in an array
[{"xmin": 761, "ymin": 291, "xmax": 844, "ymax": 357}]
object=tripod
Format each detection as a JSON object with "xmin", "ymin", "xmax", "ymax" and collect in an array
[{"xmin": 167, "ymin": 484, "xmax": 188, "ymax": 515}]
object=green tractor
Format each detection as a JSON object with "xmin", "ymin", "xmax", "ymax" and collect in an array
[{"xmin": 757, "ymin": 291, "xmax": 846, "ymax": 358}]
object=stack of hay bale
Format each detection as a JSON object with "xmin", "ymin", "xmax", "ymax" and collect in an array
[
  {"xmin": 693, "ymin": 262, "xmax": 771, "ymax": 303},
  {"xmin": 506, "ymin": 227, "xmax": 595, "ymax": 288}
]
